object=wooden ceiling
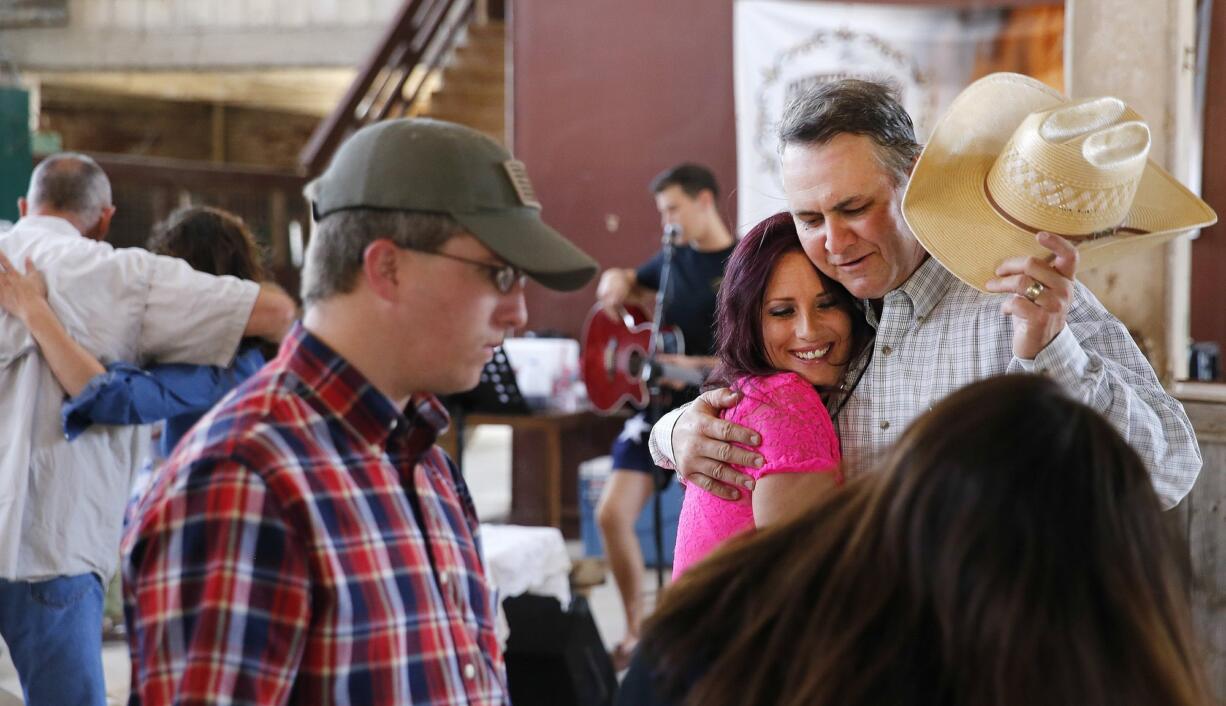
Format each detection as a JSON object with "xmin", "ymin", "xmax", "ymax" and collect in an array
[{"xmin": 27, "ymin": 69, "xmax": 356, "ymax": 117}]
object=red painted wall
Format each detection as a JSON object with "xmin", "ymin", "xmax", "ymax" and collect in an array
[
  {"xmin": 508, "ymin": 0, "xmax": 1064, "ymax": 338},
  {"xmin": 510, "ymin": 0, "xmax": 737, "ymax": 337}
]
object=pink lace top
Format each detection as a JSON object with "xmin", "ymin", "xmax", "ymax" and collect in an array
[{"xmin": 672, "ymin": 372, "xmax": 841, "ymax": 578}]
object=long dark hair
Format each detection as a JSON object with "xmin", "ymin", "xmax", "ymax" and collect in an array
[
  {"xmin": 706, "ymin": 212, "xmax": 871, "ymax": 391},
  {"xmin": 641, "ymin": 374, "xmax": 1211, "ymax": 706},
  {"xmin": 147, "ymin": 206, "xmax": 267, "ymax": 282}
]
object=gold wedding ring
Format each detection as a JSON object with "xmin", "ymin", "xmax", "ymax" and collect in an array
[{"xmin": 1023, "ymin": 280, "xmax": 1045, "ymax": 303}]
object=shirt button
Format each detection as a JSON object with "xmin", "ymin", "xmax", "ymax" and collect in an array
[
  {"xmin": 439, "ymin": 572, "xmax": 450, "ymax": 586},
  {"xmin": 915, "ymin": 315, "xmax": 925, "ymax": 323},
  {"xmin": 368, "ymin": 444, "xmax": 381, "ymax": 456},
  {"xmin": 881, "ymin": 345, "xmax": 893, "ymax": 356},
  {"xmin": 880, "ymin": 420, "xmax": 890, "ymax": 430},
  {"xmin": 463, "ymin": 663, "xmax": 477, "ymax": 680}
]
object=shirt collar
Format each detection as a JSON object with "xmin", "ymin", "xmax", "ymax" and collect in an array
[
  {"xmin": 901, "ymin": 255, "xmax": 957, "ymax": 320},
  {"xmin": 865, "ymin": 254, "xmax": 956, "ymax": 328},
  {"xmin": 15, "ymin": 215, "xmax": 84, "ymax": 240},
  {"xmin": 280, "ymin": 324, "xmax": 450, "ymax": 454}
]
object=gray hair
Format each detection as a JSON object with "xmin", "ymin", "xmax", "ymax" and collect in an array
[
  {"xmin": 300, "ymin": 208, "xmax": 462, "ymax": 305},
  {"xmin": 778, "ymin": 79, "xmax": 921, "ymax": 187},
  {"xmin": 26, "ymin": 152, "xmax": 113, "ymax": 228}
]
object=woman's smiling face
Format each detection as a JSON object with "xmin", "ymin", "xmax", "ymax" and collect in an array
[{"xmin": 761, "ymin": 250, "xmax": 854, "ymax": 387}]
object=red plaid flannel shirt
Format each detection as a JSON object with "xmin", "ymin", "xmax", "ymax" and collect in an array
[{"xmin": 122, "ymin": 325, "xmax": 508, "ymax": 705}]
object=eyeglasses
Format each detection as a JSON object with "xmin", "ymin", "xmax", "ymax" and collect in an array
[{"xmin": 419, "ymin": 249, "xmax": 527, "ymax": 294}]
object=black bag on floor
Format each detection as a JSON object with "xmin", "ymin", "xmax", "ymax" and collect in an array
[{"xmin": 503, "ymin": 593, "xmax": 617, "ymax": 706}]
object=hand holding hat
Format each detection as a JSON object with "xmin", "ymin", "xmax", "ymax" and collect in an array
[
  {"xmin": 902, "ymin": 72, "xmax": 1216, "ymax": 358},
  {"xmin": 988, "ymin": 230, "xmax": 1079, "ymax": 360}
]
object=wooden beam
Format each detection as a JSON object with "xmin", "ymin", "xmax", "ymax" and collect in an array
[
  {"xmin": 210, "ymin": 103, "xmax": 226, "ymax": 163},
  {"xmin": 29, "ymin": 69, "xmax": 356, "ymax": 117}
]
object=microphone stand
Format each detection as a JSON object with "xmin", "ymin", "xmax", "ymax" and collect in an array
[{"xmin": 644, "ymin": 224, "xmax": 680, "ymax": 591}]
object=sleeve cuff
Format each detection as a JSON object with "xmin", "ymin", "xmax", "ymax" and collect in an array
[
  {"xmin": 648, "ymin": 404, "xmax": 688, "ymax": 470},
  {"xmin": 1012, "ymin": 326, "xmax": 1091, "ymax": 386},
  {"xmin": 60, "ymin": 362, "xmax": 137, "ymax": 440}
]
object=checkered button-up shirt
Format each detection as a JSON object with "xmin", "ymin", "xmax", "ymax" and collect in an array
[
  {"xmin": 652, "ymin": 256, "xmax": 1200, "ymax": 508},
  {"xmin": 122, "ymin": 325, "xmax": 508, "ymax": 706}
]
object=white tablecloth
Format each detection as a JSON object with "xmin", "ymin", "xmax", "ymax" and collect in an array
[{"xmin": 480, "ymin": 524, "xmax": 572, "ymax": 646}]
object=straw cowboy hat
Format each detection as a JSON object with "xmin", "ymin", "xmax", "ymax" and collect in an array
[{"xmin": 902, "ymin": 72, "xmax": 1216, "ymax": 292}]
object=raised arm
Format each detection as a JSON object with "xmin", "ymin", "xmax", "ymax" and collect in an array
[
  {"xmin": 988, "ymin": 233, "xmax": 1200, "ymax": 507},
  {"xmin": 0, "ymin": 252, "xmax": 105, "ymax": 396},
  {"xmin": 1006, "ymin": 294, "xmax": 1200, "ymax": 507}
]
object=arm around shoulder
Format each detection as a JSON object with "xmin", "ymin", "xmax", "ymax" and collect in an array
[
  {"xmin": 139, "ymin": 257, "xmax": 286, "ymax": 365},
  {"xmin": 737, "ymin": 374, "xmax": 841, "ymax": 526},
  {"xmin": 648, "ymin": 404, "xmax": 687, "ymax": 469},
  {"xmin": 650, "ymin": 389, "xmax": 763, "ymax": 500},
  {"xmin": 244, "ymin": 282, "xmax": 297, "ymax": 342},
  {"xmin": 0, "ymin": 253, "xmax": 104, "ymax": 395}
]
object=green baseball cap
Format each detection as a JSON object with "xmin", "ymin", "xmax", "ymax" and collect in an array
[{"xmin": 308, "ymin": 118, "xmax": 597, "ymax": 291}]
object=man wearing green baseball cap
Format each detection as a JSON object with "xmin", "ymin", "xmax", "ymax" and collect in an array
[{"xmin": 122, "ymin": 118, "xmax": 598, "ymax": 705}]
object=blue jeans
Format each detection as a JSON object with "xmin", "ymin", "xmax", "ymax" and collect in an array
[{"xmin": 0, "ymin": 574, "xmax": 106, "ymax": 706}]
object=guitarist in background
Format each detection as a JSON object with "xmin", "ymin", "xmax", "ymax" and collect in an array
[{"xmin": 593, "ymin": 163, "xmax": 735, "ymax": 669}]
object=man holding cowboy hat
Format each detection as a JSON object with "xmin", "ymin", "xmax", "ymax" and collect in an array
[{"xmin": 650, "ymin": 73, "xmax": 1214, "ymax": 508}]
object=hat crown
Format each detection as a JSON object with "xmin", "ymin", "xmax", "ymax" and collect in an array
[
  {"xmin": 902, "ymin": 72, "xmax": 1216, "ymax": 293},
  {"xmin": 985, "ymin": 97, "xmax": 1150, "ymax": 237},
  {"xmin": 309, "ymin": 118, "xmax": 538, "ymax": 220}
]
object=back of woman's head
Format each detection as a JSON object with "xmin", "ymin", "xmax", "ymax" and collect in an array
[
  {"xmin": 873, "ymin": 374, "xmax": 1207, "ymax": 705},
  {"xmin": 706, "ymin": 212, "xmax": 869, "ymax": 390},
  {"xmin": 148, "ymin": 206, "xmax": 266, "ymax": 281},
  {"xmin": 642, "ymin": 374, "xmax": 1208, "ymax": 706}
]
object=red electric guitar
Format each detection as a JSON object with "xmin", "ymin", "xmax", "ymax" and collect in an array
[{"xmin": 580, "ymin": 304, "xmax": 706, "ymax": 414}]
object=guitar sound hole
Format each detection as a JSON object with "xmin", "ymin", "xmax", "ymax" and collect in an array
[{"xmin": 626, "ymin": 350, "xmax": 643, "ymax": 379}]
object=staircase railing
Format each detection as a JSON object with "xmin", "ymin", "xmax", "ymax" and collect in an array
[{"xmin": 298, "ymin": 0, "xmax": 486, "ymax": 175}]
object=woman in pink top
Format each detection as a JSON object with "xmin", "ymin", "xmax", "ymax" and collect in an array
[{"xmin": 672, "ymin": 213, "xmax": 872, "ymax": 577}]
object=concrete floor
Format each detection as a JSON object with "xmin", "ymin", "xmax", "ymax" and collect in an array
[
  {"xmin": 0, "ymin": 642, "xmax": 129, "ymax": 705},
  {"xmin": 0, "ymin": 424, "xmax": 666, "ymax": 702}
]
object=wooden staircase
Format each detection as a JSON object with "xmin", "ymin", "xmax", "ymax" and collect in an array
[
  {"xmin": 299, "ymin": 0, "xmax": 507, "ymax": 176},
  {"xmin": 418, "ymin": 20, "xmax": 506, "ymax": 142}
]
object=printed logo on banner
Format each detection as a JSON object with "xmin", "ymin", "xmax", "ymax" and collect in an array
[{"xmin": 751, "ymin": 27, "xmax": 935, "ymax": 184}]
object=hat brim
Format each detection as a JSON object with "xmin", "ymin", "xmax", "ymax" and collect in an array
[
  {"xmin": 902, "ymin": 73, "xmax": 1217, "ymax": 292},
  {"xmin": 455, "ymin": 208, "xmax": 599, "ymax": 292}
]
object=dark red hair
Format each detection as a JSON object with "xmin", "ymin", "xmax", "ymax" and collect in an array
[{"xmin": 706, "ymin": 212, "xmax": 870, "ymax": 392}]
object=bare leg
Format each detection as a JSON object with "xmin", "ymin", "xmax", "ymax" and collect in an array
[{"xmin": 596, "ymin": 469, "xmax": 655, "ymax": 665}]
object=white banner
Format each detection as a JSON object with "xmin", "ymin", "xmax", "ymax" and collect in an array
[{"xmin": 733, "ymin": 0, "xmax": 1007, "ymax": 232}]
